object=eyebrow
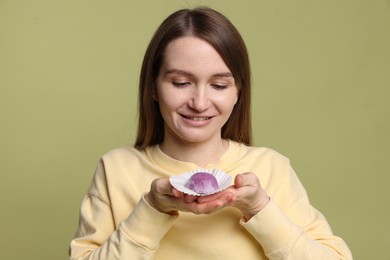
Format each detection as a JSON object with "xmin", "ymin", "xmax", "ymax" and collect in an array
[{"xmin": 164, "ymin": 69, "xmax": 233, "ymax": 78}]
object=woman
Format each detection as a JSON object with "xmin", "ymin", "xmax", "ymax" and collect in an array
[{"xmin": 69, "ymin": 7, "xmax": 352, "ymax": 259}]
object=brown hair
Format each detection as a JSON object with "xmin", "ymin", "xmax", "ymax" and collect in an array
[{"xmin": 135, "ymin": 7, "xmax": 252, "ymax": 149}]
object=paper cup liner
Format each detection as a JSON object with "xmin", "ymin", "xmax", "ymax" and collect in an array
[{"xmin": 169, "ymin": 169, "xmax": 232, "ymax": 196}]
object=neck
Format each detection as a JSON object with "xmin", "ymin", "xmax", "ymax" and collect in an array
[{"xmin": 159, "ymin": 138, "xmax": 229, "ymax": 167}]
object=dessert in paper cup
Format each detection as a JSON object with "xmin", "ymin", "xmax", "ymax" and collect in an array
[{"xmin": 169, "ymin": 169, "xmax": 232, "ymax": 196}]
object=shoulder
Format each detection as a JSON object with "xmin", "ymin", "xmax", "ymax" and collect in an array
[
  {"xmin": 235, "ymin": 142, "xmax": 290, "ymax": 165},
  {"xmin": 94, "ymin": 146, "xmax": 149, "ymax": 176},
  {"xmin": 233, "ymin": 143, "xmax": 307, "ymax": 203},
  {"xmin": 88, "ymin": 146, "xmax": 149, "ymax": 197},
  {"xmin": 101, "ymin": 146, "xmax": 145, "ymax": 163},
  {"xmin": 228, "ymin": 141, "xmax": 294, "ymax": 182}
]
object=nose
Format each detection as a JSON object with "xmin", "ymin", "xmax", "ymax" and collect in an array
[{"xmin": 189, "ymin": 86, "xmax": 210, "ymax": 112}]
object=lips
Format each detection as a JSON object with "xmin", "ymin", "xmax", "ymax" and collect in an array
[{"xmin": 182, "ymin": 115, "xmax": 213, "ymax": 121}]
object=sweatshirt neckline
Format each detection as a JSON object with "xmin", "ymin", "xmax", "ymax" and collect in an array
[{"xmin": 146, "ymin": 139, "xmax": 241, "ymax": 174}]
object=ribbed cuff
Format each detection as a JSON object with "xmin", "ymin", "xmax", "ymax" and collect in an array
[{"xmin": 240, "ymin": 199, "xmax": 301, "ymax": 254}]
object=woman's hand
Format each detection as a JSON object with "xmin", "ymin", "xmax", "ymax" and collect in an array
[
  {"xmin": 145, "ymin": 172, "xmax": 269, "ymax": 219},
  {"xmin": 144, "ymin": 178, "xmax": 229, "ymax": 215},
  {"xmin": 198, "ymin": 172, "xmax": 270, "ymax": 221}
]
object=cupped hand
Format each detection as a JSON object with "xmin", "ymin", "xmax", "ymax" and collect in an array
[
  {"xmin": 197, "ymin": 172, "xmax": 270, "ymax": 221},
  {"xmin": 144, "ymin": 178, "xmax": 230, "ymax": 215},
  {"xmin": 145, "ymin": 173, "xmax": 269, "ymax": 219}
]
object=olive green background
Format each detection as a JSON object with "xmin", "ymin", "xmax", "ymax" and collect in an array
[{"xmin": 1, "ymin": 1, "xmax": 389, "ymax": 259}]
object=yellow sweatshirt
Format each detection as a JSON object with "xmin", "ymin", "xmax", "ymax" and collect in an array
[{"xmin": 69, "ymin": 140, "xmax": 352, "ymax": 259}]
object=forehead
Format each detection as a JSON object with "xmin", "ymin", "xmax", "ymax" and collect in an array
[{"xmin": 161, "ymin": 36, "xmax": 231, "ymax": 75}]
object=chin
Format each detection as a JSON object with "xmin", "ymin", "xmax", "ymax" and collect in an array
[
  {"xmin": 179, "ymin": 133, "xmax": 218, "ymax": 145},
  {"xmin": 167, "ymin": 125, "xmax": 221, "ymax": 145}
]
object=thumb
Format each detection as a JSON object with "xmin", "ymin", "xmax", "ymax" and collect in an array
[
  {"xmin": 234, "ymin": 172, "xmax": 256, "ymax": 188},
  {"xmin": 234, "ymin": 173, "xmax": 246, "ymax": 188}
]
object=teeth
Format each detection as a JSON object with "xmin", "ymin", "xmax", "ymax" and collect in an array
[{"xmin": 186, "ymin": 116, "xmax": 209, "ymax": 121}]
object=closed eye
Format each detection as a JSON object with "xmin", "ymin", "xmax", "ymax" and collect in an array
[
  {"xmin": 172, "ymin": 81, "xmax": 191, "ymax": 87},
  {"xmin": 212, "ymin": 84, "xmax": 228, "ymax": 90}
]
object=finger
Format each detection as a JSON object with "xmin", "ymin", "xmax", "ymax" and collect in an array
[
  {"xmin": 187, "ymin": 199, "xmax": 225, "ymax": 214},
  {"xmin": 172, "ymin": 188, "xmax": 184, "ymax": 198},
  {"xmin": 154, "ymin": 178, "xmax": 175, "ymax": 195},
  {"xmin": 196, "ymin": 189, "xmax": 227, "ymax": 203},
  {"xmin": 197, "ymin": 190, "xmax": 235, "ymax": 204},
  {"xmin": 234, "ymin": 174, "xmax": 244, "ymax": 187},
  {"xmin": 234, "ymin": 172, "xmax": 257, "ymax": 188},
  {"xmin": 184, "ymin": 194, "xmax": 199, "ymax": 203}
]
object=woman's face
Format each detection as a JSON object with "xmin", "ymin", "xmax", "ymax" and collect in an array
[{"xmin": 156, "ymin": 36, "xmax": 238, "ymax": 146}]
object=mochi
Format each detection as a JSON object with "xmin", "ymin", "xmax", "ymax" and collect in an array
[{"xmin": 184, "ymin": 172, "xmax": 219, "ymax": 194}]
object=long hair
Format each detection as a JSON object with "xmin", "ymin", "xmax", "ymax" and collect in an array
[{"xmin": 135, "ymin": 7, "xmax": 252, "ymax": 149}]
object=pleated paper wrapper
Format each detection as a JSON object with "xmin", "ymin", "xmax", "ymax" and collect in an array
[{"xmin": 169, "ymin": 169, "xmax": 232, "ymax": 196}]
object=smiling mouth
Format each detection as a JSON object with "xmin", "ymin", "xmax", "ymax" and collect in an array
[{"xmin": 183, "ymin": 115, "xmax": 212, "ymax": 121}]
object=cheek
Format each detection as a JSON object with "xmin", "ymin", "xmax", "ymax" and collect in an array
[
  {"xmin": 233, "ymin": 88, "xmax": 239, "ymax": 104},
  {"xmin": 217, "ymin": 93, "xmax": 239, "ymax": 112},
  {"xmin": 218, "ymin": 87, "xmax": 239, "ymax": 108},
  {"xmin": 157, "ymin": 90, "xmax": 183, "ymax": 113}
]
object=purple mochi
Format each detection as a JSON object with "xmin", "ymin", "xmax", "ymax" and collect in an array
[{"xmin": 185, "ymin": 172, "xmax": 219, "ymax": 194}]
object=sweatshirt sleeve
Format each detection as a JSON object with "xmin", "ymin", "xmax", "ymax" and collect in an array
[
  {"xmin": 241, "ymin": 198, "xmax": 352, "ymax": 259},
  {"xmin": 240, "ymin": 164, "xmax": 353, "ymax": 260},
  {"xmin": 69, "ymin": 160, "xmax": 178, "ymax": 260}
]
